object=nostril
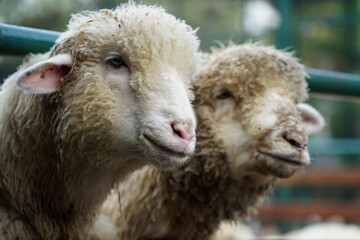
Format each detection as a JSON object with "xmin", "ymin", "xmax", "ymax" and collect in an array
[
  {"xmin": 172, "ymin": 123, "xmax": 183, "ymax": 138},
  {"xmin": 284, "ymin": 135, "xmax": 306, "ymax": 152},
  {"xmin": 288, "ymin": 139, "xmax": 299, "ymax": 147},
  {"xmin": 171, "ymin": 122, "xmax": 195, "ymax": 141}
]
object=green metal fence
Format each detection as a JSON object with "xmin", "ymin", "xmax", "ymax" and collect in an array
[
  {"xmin": 1, "ymin": 23, "xmax": 360, "ymax": 232},
  {"xmin": 2, "ymin": 23, "xmax": 360, "ymax": 99},
  {"xmin": 0, "ymin": 24, "xmax": 59, "ymax": 56}
]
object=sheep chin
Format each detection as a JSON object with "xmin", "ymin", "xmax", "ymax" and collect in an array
[
  {"xmin": 253, "ymin": 151, "xmax": 307, "ymax": 179},
  {"xmin": 140, "ymin": 134, "xmax": 192, "ymax": 170},
  {"xmin": 144, "ymin": 150, "xmax": 190, "ymax": 171}
]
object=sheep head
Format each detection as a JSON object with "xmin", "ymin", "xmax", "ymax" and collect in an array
[
  {"xmin": 14, "ymin": 3, "xmax": 199, "ymax": 170},
  {"xmin": 194, "ymin": 43, "xmax": 325, "ymax": 181}
]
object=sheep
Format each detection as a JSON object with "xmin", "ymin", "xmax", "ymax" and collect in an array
[
  {"xmin": 210, "ymin": 221, "xmax": 256, "ymax": 240},
  {"xmin": 280, "ymin": 222, "xmax": 360, "ymax": 239},
  {"xmin": 96, "ymin": 43, "xmax": 325, "ymax": 240},
  {"xmin": 0, "ymin": 3, "xmax": 200, "ymax": 239},
  {"xmin": 211, "ymin": 221, "xmax": 360, "ymax": 240}
]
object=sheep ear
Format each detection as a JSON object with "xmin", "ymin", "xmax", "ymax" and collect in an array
[
  {"xmin": 297, "ymin": 103, "xmax": 325, "ymax": 135},
  {"xmin": 16, "ymin": 54, "xmax": 72, "ymax": 94}
]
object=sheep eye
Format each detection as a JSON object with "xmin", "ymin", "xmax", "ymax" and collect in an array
[
  {"xmin": 106, "ymin": 56, "xmax": 127, "ymax": 69},
  {"xmin": 216, "ymin": 89, "xmax": 233, "ymax": 100}
]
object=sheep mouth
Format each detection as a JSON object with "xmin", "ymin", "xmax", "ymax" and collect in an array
[
  {"xmin": 143, "ymin": 134, "xmax": 188, "ymax": 159},
  {"xmin": 259, "ymin": 152, "xmax": 306, "ymax": 167}
]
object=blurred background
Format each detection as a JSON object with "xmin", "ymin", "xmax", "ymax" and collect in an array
[{"xmin": 1, "ymin": 0, "xmax": 360, "ymax": 236}]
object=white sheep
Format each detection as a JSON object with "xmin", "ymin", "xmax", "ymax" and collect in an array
[
  {"xmin": 0, "ymin": 3, "xmax": 200, "ymax": 239},
  {"xmin": 97, "ymin": 43, "xmax": 325, "ymax": 240},
  {"xmin": 281, "ymin": 222, "xmax": 360, "ymax": 239},
  {"xmin": 211, "ymin": 221, "xmax": 360, "ymax": 240},
  {"xmin": 210, "ymin": 221, "xmax": 256, "ymax": 240}
]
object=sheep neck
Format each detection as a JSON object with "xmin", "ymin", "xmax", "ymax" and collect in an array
[
  {"xmin": 0, "ymin": 87, "xmax": 145, "ymax": 239},
  {"xmin": 161, "ymin": 121, "xmax": 277, "ymax": 239},
  {"xmin": 117, "ymin": 115, "xmax": 278, "ymax": 240}
]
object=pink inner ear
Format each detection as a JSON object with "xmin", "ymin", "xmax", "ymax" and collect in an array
[
  {"xmin": 301, "ymin": 112, "xmax": 316, "ymax": 124},
  {"xmin": 18, "ymin": 64, "xmax": 71, "ymax": 94}
]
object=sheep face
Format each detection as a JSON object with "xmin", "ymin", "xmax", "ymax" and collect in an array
[
  {"xmin": 15, "ymin": 4, "xmax": 199, "ymax": 170},
  {"xmin": 209, "ymin": 87, "xmax": 323, "ymax": 179},
  {"xmin": 194, "ymin": 44, "xmax": 324, "ymax": 181}
]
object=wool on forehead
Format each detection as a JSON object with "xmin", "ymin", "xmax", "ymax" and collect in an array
[
  {"xmin": 194, "ymin": 43, "xmax": 308, "ymax": 105},
  {"xmin": 52, "ymin": 2, "xmax": 199, "ymax": 79}
]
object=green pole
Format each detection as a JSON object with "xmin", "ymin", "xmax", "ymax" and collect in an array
[
  {"xmin": 307, "ymin": 68, "xmax": 360, "ymax": 98},
  {"xmin": 343, "ymin": 0, "xmax": 357, "ymax": 72},
  {"xmin": 1, "ymin": 24, "xmax": 360, "ymax": 98},
  {"xmin": 276, "ymin": 0, "xmax": 293, "ymax": 49},
  {"xmin": 0, "ymin": 24, "xmax": 60, "ymax": 56}
]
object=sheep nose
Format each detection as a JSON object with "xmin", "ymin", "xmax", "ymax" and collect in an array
[
  {"xmin": 283, "ymin": 133, "xmax": 307, "ymax": 152},
  {"xmin": 171, "ymin": 121, "xmax": 195, "ymax": 141}
]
